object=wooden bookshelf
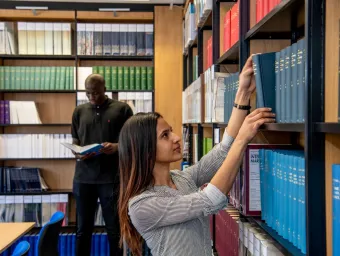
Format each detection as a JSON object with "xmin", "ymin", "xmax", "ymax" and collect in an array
[
  {"xmin": 0, "ymin": 10, "xmax": 75, "ymax": 21},
  {"xmin": 76, "ymin": 11, "xmax": 154, "ymax": 23}
]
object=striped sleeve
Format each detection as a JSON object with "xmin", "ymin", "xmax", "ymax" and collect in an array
[
  {"xmin": 128, "ymin": 183, "xmax": 227, "ymax": 234},
  {"xmin": 183, "ymin": 130, "xmax": 234, "ymax": 188}
]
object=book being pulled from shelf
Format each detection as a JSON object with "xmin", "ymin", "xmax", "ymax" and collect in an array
[
  {"xmin": 0, "ymin": 134, "xmax": 74, "ymax": 159},
  {"xmin": 252, "ymin": 39, "xmax": 306, "ymax": 123},
  {"xmin": 0, "ymin": 100, "xmax": 41, "ymax": 125},
  {"xmin": 61, "ymin": 142, "xmax": 103, "ymax": 156}
]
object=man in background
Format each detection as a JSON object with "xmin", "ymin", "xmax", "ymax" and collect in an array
[{"xmin": 71, "ymin": 74, "xmax": 133, "ymax": 256}]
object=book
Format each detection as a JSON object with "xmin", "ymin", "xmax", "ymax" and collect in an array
[{"xmin": 61, "ymin": 142, "xmax": 103, "ymax": 155}]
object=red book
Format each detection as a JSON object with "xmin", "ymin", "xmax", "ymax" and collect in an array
[
  {"xmin": 224, "ymin": 11, "xmax": 231, "ymax": 52},
  {"xmin": 235, "ymin": 2, "xmax": 239, "ymax": 43},
  {"xmin": 269, "ymin": 0, "xmax": 275, "ymax": 11},
  {"xmin": 230, "ymin": 4, "xmax": 237, "ymax": 46},
  {"xmin": 263, "ymin": 0, "xmax": 269, "ymax": 17},
  {"xmin": 257, "ymin": 0, "xmax": 263, "ymax": 22}
]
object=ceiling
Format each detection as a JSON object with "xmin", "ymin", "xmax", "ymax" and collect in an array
[{"xmin": 4, "ymin": 0, "xmax": 185, "ymax": 3}]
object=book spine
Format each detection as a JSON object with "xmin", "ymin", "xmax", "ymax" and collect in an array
[
  {"xmin": 85, "ymin": 23, "xmax": 94, "ymax": 55},
  {"xmin": 103, "ymin": 24, "xmax": 112, "ymax": 55},
  {"xmin": 123, "ymin": 67, "xmax": 129, "ymax": 90},
  {"xmin": 141, "ymin": 67, "xmax": 147, "ymax": 90},
  {"xmin": 129, "ymin": 66, "xmax": 135, "ymax": 90},
  {"xmin": 117, "ymin": 67, "xmax": 123, "ymax": 90},
  {"xmin": 77, "ymin": 23, "xmax": 86, "ymax": 55},
  {"xmin": 147, "ymin": 67, "xmax": 153, "ymax": 90},
  {"xmin": 128, "ymin": 24, "xmax": 137, "ymax": 56},
  {"xmin": 145, "ymin": 24, "xmax": 154, "ymax": 56},
  {"xmin": 111, "ymin": 24, "xmax": 120, "ymax": 55},
  {"xmin": 135, "ymin": 66, "xmax": 141, "ymax": 91},
  {"xmin": 111, "ymin": 66, "xmax": 118, "ymax": 90},
  {"xmin": 119, "ymin": 24, "xmax": 128, "ymax": 56},
  {"xmin": 94, "ymin": 24, "xmax": 103, "ymax": 55},
  {"xmin": 136, "ymin": 24, "xmax": 145, "ymax": 56},
  {"xmin": 104, "ymin": 66, "xmax": 111, "ymax": 90}
]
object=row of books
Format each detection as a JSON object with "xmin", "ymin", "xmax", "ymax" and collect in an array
[
  {"xmin": 118, "ymin": 92, "xmax": 153, "ymax": 114},
  {"xmin": 332, "ymin": 164, "xmax": 340, "ymax": 256},
  {"xmin": 214, "ymin": 207, "xmax": 239, "ymax": 256},
  {"xmin": 0, "ymin": 232, "xmax": 108, "ymax": 256},
  {"xmin": 0, "ymin": 134, "xmax": 74, "ymax": 159},
  {"xmin": 253, "ymin": 39, "xmax": 306, "ymax": 123},
  {"xmin": 0, "ymin": 194, "xmax": 68, "ymax": 227},
  {"xmin": 0, "ymin": 167, "xmax": 48, "ymax": 193},
  {"xmin": 223, "ymin": 2, "xmax": 239, "ymax": 53},
  {"xmin": 193, "ymin": 0, "xmax": 212, "ymax": 27},
  {"xmin": 182, "ymin": 76, "xmax": 203, "ymax": 123},
  {"xmin": 183, "ymin": 3, "xmax": 197, "ymax": 52},
  {"xmin": 239, "ymin": 220, "xmax": 285, "ymax": 256},
  {"xmin": 0, "ymin": 22, "xmax": 17, "ymax": 54},
  {"xmin": 77, "ymin": 23, "xmax": 153, "ymax": 56},
  {"xmin": 0, "ymin": 66, "xmax": 75, "ymax": 91},
  {"xmin": 204, "ymin": 69, "xmax": 239, "ymax": 124},
  {"xmin": 256, "ymin": 0, "xmax": 282, "ymax": 23},
  {"xmin": 17, "ymin": 22, "xmax": 71, "ymax": 55},
  {"xmin": 0, "ymin": 101, "xmax": 41, "ymax": 125},
  {"xmin": 259, "ymin": 149, "xmax": 306, "ymax": 254},
  {"xmin": 78, "ymin": 66, "xmax": 153, "ymax": 91}
]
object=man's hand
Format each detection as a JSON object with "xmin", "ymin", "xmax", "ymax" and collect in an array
[
  {"xmin": 100, "ymin": 142, "xmax": 118, "ymax": 155},
  {"xmin": 72, "ymin": 151, "xmax": 96, "ymax": 161}
]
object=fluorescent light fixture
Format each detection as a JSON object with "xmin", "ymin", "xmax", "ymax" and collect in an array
[
  {"xmin": 15, "ymin": 6, "xmax": 48, "ymax": 10},
  {"xmin": 99, "ymin": 8, "xmax": 131, "ymax": 12}
]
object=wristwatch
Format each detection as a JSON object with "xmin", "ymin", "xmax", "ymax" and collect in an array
[{"xmin": 233, "ymin": 102, "xmax": 251, "ymax": 110}]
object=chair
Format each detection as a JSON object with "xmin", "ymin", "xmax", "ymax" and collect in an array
[
  {"xmin": 12, "ymin": 241, "xmax": 30, "ymax": 256},
  {"xmin": 35, "ymin": 211, "xmax": 65, "ymax": 256}
]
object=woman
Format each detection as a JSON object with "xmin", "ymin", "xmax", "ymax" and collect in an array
[{"xmin": 118, "ymin": 56, "xmax": 275, "ymax": 256}]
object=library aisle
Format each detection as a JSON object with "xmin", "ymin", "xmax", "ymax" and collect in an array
[{"xmin": 0, "ymin": 0, "xmax": 338, "ymax": 255}]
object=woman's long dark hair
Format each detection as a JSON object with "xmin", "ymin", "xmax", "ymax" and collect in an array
[{"xmin": 118, "ymin": 112, "xmax": 162, "ymax": 256}]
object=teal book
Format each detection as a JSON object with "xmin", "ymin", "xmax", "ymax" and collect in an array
[
  {"xmin": 291, "ymin": 43, "xmax": 298, "ymax": 123},
  {"xmin": 252, "ymin": 52, "xmax": 277, "ymax": 112},
  {"xmin": 280, "ymin": 49, "xmax": 285, "ymax": 123},
  {"xmin": 275, "ymin": 52, "xmax": 280, "ymax": 122},
  {"xmin": 285, "ymin": 46, "xmax": 291, "ymax": 123},
  {"xmin": 297, "ymin": 39, "xmax": 305, "ymax": 123}
]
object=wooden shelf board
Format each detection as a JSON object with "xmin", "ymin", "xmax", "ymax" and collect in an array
[
  {"xmin": 76, "ymin": 11, "xmax": 153, "ymax": 22},
  {"xmin": 0, "ymin": 189, "xmax": 72, "ymax": 196},
  {"xmin": 0, "ymin": 55, "xmax": 76, "ymax": 60},
  {"xmin": 314, "ymin": 122, "xmax": 340, "ymax": 134},
  {"xmin": 246, "ymin": 0, "xmax": 304, "ymax": 40},
  {"xmin": 0, "ymin": 124, "xmax": 71, "ymax": 127},
  {"xmin": 78, "ymin": 55, "xmax": 153, "ymax": 61},
  {"xmin": 0, "ymin": 9, "xmax": 75, "ymax": 21},
  {"xmin": 0, "ymin": 158, "xmax": 75, "ymax": 161},
  {"xmin": 260, "ymin": 123, "xmax": 304, "ymax": 132},
  {"xmin": 0, "ymin": 90, "xmax": 76, "ymax": 93},
  {"xmin": 216, "ymin": 41, "xmax": 239, "ymax": 64}
]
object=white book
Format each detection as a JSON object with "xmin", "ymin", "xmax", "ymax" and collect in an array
[
  {"xmin": 36, "ymin": 23, "xmax": 45, "ymax": 55},
  {"xmin": 26, "ymin": 22, "xmax": 36, "ymax": 55},
  {"xmin": 62, "ymin": 23, "xmax": 71, "ymax": 55},
  {"xmin": 0, "ymin": 22, "xmax": 5, "ymax": 54},
  {"xmin": 77, "ymin": 67, "xmax": 93, "ymax": 90},
  {"xmin": 18, "ymin": 22, "xmax": 28, "ymax": 54},
  {"xmin": 85, "ymin": 23, "xmax": 94, "ymax": 55},
  {"xmin": 44, "ymin": 23, "xmax": 54, "ymax": 55},
  {"xmin": 53, "ymin": 23, "xmax": 62, "ymax": 55}
]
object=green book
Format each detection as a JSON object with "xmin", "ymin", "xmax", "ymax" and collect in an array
[
  {"xmin": 55, "ymin": 67, "xmax": 61, "ymax": 90},
  {"xmin": 35, "ymin": 66, "xmax": 41, "ymax": 90},
  {"xmin": 135, "ymin": 66, "xmax": 141, "ymax": 91},
  {"xmin": 98, "ymin": 66, "xmax": 105, "ymax": 77},
  {"xmin": 65, "ymin": 67, "xmax": 70, "ymax": 90},
  {"xmin": 25, "ymin": 66, "xmax": 30, "ymax": 90},
  {"xmin": 129, "ymin": 67, "xmax": 135, "ymax": 90},
  {"xmin": 15, "ymin": 67, "xmax": 21, "ymax": 90},
  {"xmin": 147, "ymin": 67, "xmax": 153, "ymax": 90},
  {"xmin": 117, "ymin": 66, "xmax": 123, "ymax": 90},
  {"xmin": 40, "ymin": 67, "xmax": 46, "ymax": 90},
  {"xmin": 20, "ymin": 66, "xmax": 26, "ymax": 90},
  {"xmin": 29, "ymin": 67, "xmax": 35, "ymax": 90},
  {"xmin": 60, "ymin": 67, "xmax": 66, "ymax": 90},
  {"xmin": 141, "ymin": 66, "xmax": 147, "ymax": 90},
  {"xmin": 104, "ymin": 66, "xmax": 111, "ymax": 90},
  {"xmin": 50, "ymin": 67, "xmax": 56, "ymax": 90},
  {"xmin": 10, "ymin": 66, "xmax": 15, "ymax": 90},
  {"xmin": 4, "ymin": 66, "xmax": 10, "ymax": 90},
  {"xmin": 70, "ymin": 67, "xmax": 74, "ymax": 90},
  {"xmin": 45, "ymin": 67, "xmax": 50, "ymax": 90},
  {"xmin": 123, "ymin": 67, "xmax": 129, "ymax": 90},
  {"xmin": 93, "ymin": 66, "xmax": 99, "ymax": 74},
  {"xmin": 111, "ymin": 66, "xmax": 118, "ymax": 90},
  {"xmin": 0, "ymin": 67, "xmax": 4, "ymax": 90}
]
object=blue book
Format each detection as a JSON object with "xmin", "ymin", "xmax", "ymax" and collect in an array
[
  {"xmin": 285, "ymin": 46, "xmax": 292, "ymax": 123},
  {"xmin": 275, "ymin": 52, "xmax": 281, "ymax": 123},
  {"xmin": 259, "ymin": 149, "xmax": 265, "ymax": 221},
  {"xmin": 61, "ymin": 142, "xmax": 104, "ymax": 156},
  {"xmin": 297, "ymin": 39, "xmax": 305, "ymax": 123},
  {"xmin": 252, "ymin": 52, "xmax": 276, "ymax": 112},
  {"xmin": 333, "ymin": 165, "xmax": 340, "ymax": 256},
  {"xmin": 71, "ymin": 233, "xmax": 76, "ymax": 256},
  {"xmin": 291, "ymin": 43, "xmax": 298, "ymax": 123},
  {"xmin": 100, "ymin": 233, "xmax": 107, "ymax": 256},
  {"xmin": 280, "ymin": 49, "xmax": 286, "ymax": 123},
  {"xmin": 67, "ymin": 233, "xmax": 72, "ymax": 256},
  {"xmin": 94, "ymin": 233, "xmax": 100, "ymax": 255}
]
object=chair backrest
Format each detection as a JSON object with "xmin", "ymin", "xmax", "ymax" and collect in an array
[
  {"xmin": 35, "ymin": 211, "xmax": 65, "ymax": 256},
  {"xmin": 12, "ymin": 241, "xmax": 30, "ymax": 256}
]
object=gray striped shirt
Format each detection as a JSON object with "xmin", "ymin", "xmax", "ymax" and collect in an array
[{"xmin": 128, "ymin": 132, "xmax": 234, "ymax": 256}]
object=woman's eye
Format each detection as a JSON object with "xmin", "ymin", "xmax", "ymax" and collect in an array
[{"xmin": 162, "ymin": 133, "xmax": 168, "ymax": 138}]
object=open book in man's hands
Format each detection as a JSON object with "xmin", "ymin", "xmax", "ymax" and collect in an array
[{"xmin": 61, "ymin": 142, "xmax": 104, "ymax": 155}]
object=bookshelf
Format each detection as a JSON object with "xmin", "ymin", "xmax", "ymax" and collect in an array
[
  {"xmin": 0, "ymin": 4, "xmax": 157, "ymax": 230},
  {"xmin": 182, "ymin": 0, "xmax": 332, "ymax": 255}
]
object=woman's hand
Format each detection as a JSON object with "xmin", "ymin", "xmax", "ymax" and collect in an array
[
  {"xmin": 236, "ymin": 108, "xmax": 275, "ymax": 143},
  {"xmin": 235, "ymin": 55, "xmax": 256, "ymax": 105}
]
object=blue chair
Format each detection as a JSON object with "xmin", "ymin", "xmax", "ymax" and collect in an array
[
  {"xmin": 35, "ymin": 211, "xmax": 65, "ymax": 256},
  {"xmin": 12, "ymin": 241, "xmax": 30, "ymax": 256}
]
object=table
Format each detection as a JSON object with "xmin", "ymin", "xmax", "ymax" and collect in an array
[{"xmin": 0, "ymin": 222, "xmax": 35, "ymax": 253}]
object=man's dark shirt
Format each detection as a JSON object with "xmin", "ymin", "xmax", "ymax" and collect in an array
[{"xmin": 71, "ymin": 98, "xmax": 133, "ymax": 184}]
